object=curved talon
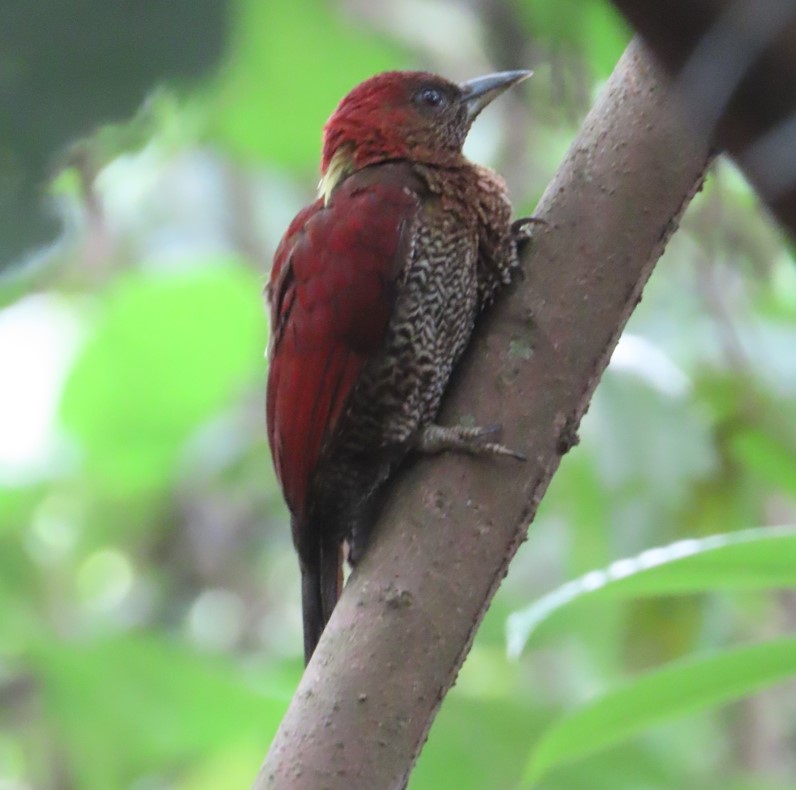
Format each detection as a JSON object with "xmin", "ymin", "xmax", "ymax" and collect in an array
[
  {"xmin": 417, "ymin": 423, "xmax": 525, "ymax": 461},
  {"xmin": 482, "ymin": 442, "xmax": 527, "ymax": 462},
  {"xmin": 511, "ymin": 216, "xmax": 548, "ymax": 233},
  {"xmin": 511, "ymin": 217, "xmax": 546, "ymax": 261}
]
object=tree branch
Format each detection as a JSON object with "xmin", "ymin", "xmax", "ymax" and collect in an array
[
  {"xmin": 610, "ymin": 0, "xmax": 796, "ymax": 239},
  {"xmin": 255, "ymin": 39, "xmax": 712, "ymax": 789}
]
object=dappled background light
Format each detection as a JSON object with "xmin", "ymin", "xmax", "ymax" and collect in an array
[{"xmin": 1, "ymin": 0, "xmax": 795, "ymax": 788}]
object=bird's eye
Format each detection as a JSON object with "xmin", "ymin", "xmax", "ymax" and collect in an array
[{"xmin": 416, "ymin": 87, "xmax": 446, "ymax": 109}]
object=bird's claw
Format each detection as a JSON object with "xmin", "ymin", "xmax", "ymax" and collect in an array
[
  {"xmin": 417, "ymin": 423, "xmax": 526, "ymax": 462},
  {"xmin": 511, "ymin": 215, "xmax": 547, "ymax": 249}
]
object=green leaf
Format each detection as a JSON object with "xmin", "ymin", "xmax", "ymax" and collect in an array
[
  {"xmin": 523, "ymin": 638, "xmax": 796, "ymax": 785},
  {"xmin": 507, "ymin": 526, "xmax": 796, "ymax": 657},
  {"xmin": 60, "ymin": 260, "xmax": 266, "ymax": 493}
]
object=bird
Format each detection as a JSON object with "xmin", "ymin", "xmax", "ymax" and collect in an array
[{"xmin": 265, "ymin": 68, "xmax": 532, "ymax": 664}]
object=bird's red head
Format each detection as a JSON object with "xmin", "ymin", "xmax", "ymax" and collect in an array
[{"xmin": 319, "ymin": 69, "xmax": 531, "ymax": 200}]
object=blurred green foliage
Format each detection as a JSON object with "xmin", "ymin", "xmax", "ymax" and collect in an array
[
  {"xmin": 208, "ymin": 0, "xmax": 407, "ymax": 167},
  {"xmin": 524, "ymin": 637, "xmax": 796, "ymax": 784},
  {"xmin": 1, "ymin": 1, "xmax": 795, "ymax": 788},
  {"xmin": 0, "ymin": 0, "xmax": 229, "ymax": 269},
  {"xmin": 61, "ymin": 263, "xmax": 265, "ymax": 494}
]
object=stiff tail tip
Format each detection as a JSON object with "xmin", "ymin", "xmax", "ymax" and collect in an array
[{"xmin": 300, "ymin": 540, "xmax": 343, "ymax": 665}]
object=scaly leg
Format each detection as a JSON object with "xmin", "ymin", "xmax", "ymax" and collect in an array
[{"xmin": 416, "ymin": 423, "xmax": 526, "ymax": 461}]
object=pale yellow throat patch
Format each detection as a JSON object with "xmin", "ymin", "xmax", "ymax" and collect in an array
[{"xmin": 318, "ymin": 147, "xmax": 355, "ymax": 205}]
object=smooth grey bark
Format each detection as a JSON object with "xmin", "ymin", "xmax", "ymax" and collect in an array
[{"xmin": 255, "ymin": 39, "xmax": 712, "ymax": 790}]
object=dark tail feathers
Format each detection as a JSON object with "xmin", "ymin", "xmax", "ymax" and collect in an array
[{"xmin": 300, "ymin": 538, "xmax": 342, "ymax": 665}]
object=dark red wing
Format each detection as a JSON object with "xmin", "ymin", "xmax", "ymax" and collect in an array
[{"xmin": 266, "ymin": 169, "xmax": 420, "ymax": 520}]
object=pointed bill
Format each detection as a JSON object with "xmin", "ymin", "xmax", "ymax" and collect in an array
[{"xmin": 459, "ymin": 69, "xmax": 532, "ymax": 120}]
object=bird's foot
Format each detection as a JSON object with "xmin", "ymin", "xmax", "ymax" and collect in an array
[
  {"xmin": 511, "ymin": 216, "xmax": 546, "ymax": 253},
  {"xmin": 416, "ymin": 423, "xmax": 526, "ymax": 461}
]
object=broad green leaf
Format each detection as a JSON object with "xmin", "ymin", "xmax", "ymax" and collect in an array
[
  {"xmin": 523, "ymin": 638, "xmax": 796, "ymax": 785},
  {"xmin": 507, "ymin": 526, "xmax": 796, "ymax": 657}
]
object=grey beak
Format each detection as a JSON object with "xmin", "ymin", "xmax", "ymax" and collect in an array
[{"xmin": 459, "ymin": 69, "xmax": 532, "ymax": 121}]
